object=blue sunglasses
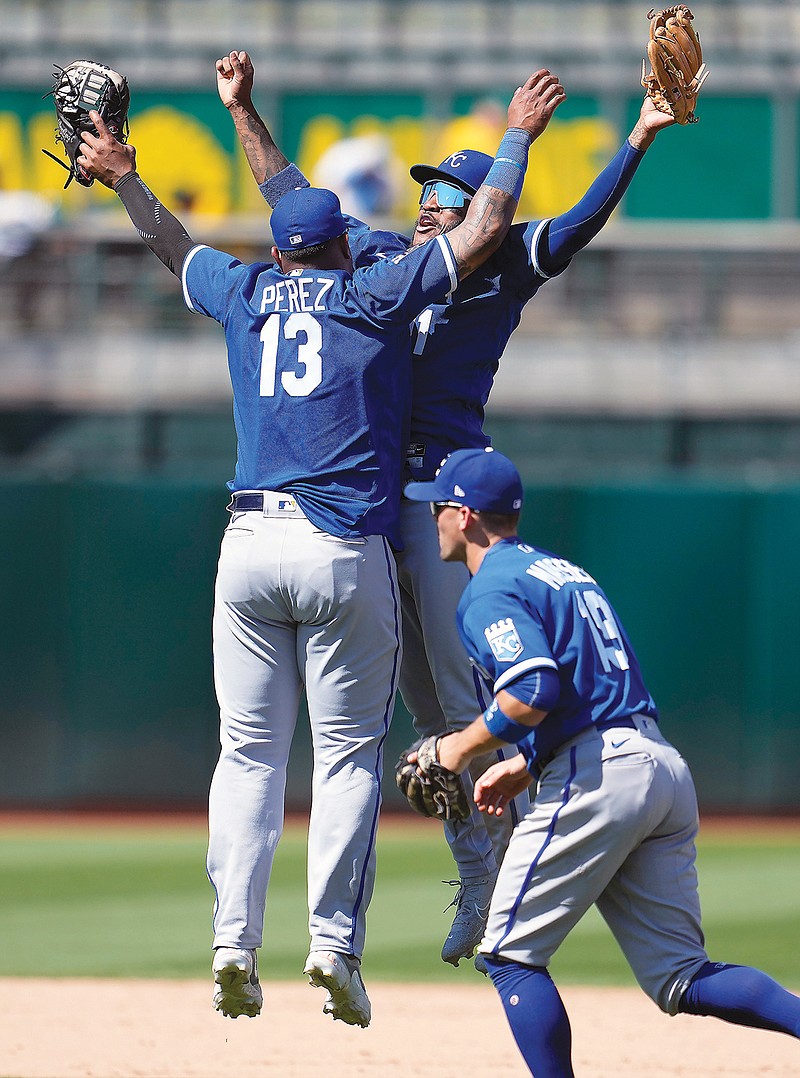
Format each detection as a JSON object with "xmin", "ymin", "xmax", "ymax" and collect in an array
[{"xmin": 418, "ymin": 180, "xmax": 472, "ymax": 209}]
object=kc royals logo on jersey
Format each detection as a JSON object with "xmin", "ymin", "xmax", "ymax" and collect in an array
[{"xmin": 484, "ymin": 617, "xmax": 523, "ymax": 663}]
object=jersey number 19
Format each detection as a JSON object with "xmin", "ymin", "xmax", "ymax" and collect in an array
[{"xmin": 575, "ymin": 589, "xmax": 630, "ymax": 672}]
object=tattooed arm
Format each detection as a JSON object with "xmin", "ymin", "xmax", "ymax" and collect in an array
[
  {"xmin": 215, "ymin": 51, "xmax": 289, "ymax": 184},
  {"xmin": 445, "ymin": 70, "xmax": 566, "ymax": 281}
]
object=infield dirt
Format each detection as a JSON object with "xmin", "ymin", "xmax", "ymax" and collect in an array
[{"xmin": 0, "ymin": 978, "xmax": 797, "ymax": 1077}]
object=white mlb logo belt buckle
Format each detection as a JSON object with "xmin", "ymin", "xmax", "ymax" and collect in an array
[{"xmin": 274, "ymin": 495, "xmax": 299, "ymax": 515}]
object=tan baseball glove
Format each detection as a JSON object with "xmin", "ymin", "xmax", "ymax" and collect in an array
[{"xmin": 642, "ymin": 6, "xmax": 709, "ymax": 125}]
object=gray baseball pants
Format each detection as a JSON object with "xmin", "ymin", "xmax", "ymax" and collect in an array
[
  {"xmin": 481, "ymin": 715, "xmax": 709, "ymax": 1013},
  {"xmin": 395, "ymin": 497, "xmax": 530, "ymax": 876},
  {"xmin": 207, "ymin": 501, "xmax": 402, "ymax": 960}
]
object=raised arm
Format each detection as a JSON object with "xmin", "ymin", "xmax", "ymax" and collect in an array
[
  {"xmin": 77, "ymin": 112, "xmax": 195, "ymax": 276},
  {"xmin": 216, "ymin": 51, "xmax": 290, "ymax": 185},
  {"xmin": 538, "ymin": 96, "xmax": 675, "ymax": 276},
  {"xmin": 445, "ymin": 69, "xmax": 566, "ymax": 280}
]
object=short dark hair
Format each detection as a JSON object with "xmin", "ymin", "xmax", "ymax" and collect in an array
[
  {"xmin": 277, "ymin": 234, "xmax": 344, "ymax": 262},
  {"xmin": 476, "ymin": 510, "xmax": 520, "ymax": 533}
]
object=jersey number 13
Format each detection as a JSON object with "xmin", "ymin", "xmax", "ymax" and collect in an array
[{"xmin": 259, "ymin": 313, "xmax": 323, "ymax": 397}]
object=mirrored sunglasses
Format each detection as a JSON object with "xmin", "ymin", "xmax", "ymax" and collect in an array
[{"xmin": 418, "ymin": 180, "xmax": 472, "ymax": 209}]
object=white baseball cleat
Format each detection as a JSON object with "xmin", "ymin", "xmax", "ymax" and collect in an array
[
  {"xmin": 303, "ymin": 949, "xmax": 371, "ymax": 1028},
  {"xmin": 212, "ymin": 947, "xmax": 263, "ymax": 1018}
]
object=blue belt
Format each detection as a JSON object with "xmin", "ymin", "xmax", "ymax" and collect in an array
[{"xmin": 231, "ymin": 493, "xmax": 267, "ymax": 510}]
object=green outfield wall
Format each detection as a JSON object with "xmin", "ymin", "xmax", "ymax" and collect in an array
[
  {"xmin": 1, "ymin": 475, "xmax": 798, "ymax": 813},
  {"xmin": 0, "ymin": 87, "xmax": 791, "ymax": 221}
]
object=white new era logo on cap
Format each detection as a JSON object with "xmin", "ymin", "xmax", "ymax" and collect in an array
[
  {"xmin": 289, "ymin": 233, "xmax": 303, "ymax": 246},
  {"xmin": 454, "ymin": 484, "xmax": 466, "ymax": 496}
]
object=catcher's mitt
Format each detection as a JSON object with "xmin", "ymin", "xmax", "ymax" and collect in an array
[
  {"xmin": 43, "ymin": 59, "xmax": 130, "ymax": 187},
  {"xmin": 395, "ymin": 736, "xmax": 471, "ymax": 821},
  {"xmin": 641, "ymin": 6, "xmax": 709, "ymax": 125}
]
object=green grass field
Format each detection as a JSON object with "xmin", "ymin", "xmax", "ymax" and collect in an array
[{"xmin": 1, "ymin": 816, "xmax": 798, "ymax": 987}]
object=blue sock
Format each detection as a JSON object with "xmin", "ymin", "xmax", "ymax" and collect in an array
[
  {"xmin": 484, "ymin": 956, "xmax": 574, "ymax": 1077},
  {"xmin": 679, "ymin": 961, "xmax": 800, "ymax": 1037}
]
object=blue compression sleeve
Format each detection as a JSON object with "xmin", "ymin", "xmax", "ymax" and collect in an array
[
  {"xmin": 538, "ymin": 139, "xmax": 645, "ymax": 277},
  {"xmin": 679, "ymin": 961, "xmax": 800, "ymax": 1038}
]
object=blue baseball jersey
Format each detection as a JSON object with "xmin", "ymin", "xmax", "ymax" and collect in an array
[
  {"xmin": 406, "ymin": 221, "xmax": 563, "ymax": 478},
  {"xmin": 182, "ymin": 236, "xmax": 458, "ymax": 546},
  {"xmin": 457, "ymin": 538, "xmax": 658, "ymax": 768},
  {"xmin": 343, "ymin": 214, "xmax": 564, "ymax": 480}
]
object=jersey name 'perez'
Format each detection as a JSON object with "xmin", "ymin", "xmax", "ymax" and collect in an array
[{"xmin": 258, "ymin": 275, "xmax": 335, "ymax": 314}]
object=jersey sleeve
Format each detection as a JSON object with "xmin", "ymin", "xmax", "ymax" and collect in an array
[
  {"xmin": 347, "ymin": 234, "xmax": 458, "ymax": 326},
  {"xmin": 493, "ymin": 220, "xmax": 571, "ymax": 301},
  {"xmin": 460, "ymin": 586, "xmax": 558, "ymax": 695},
  {"xmin": 345, "ymin": 216, "xmax": 410, "ymax": 268},
  {"xmin": 182, "ymin": 245, "xmax": 252, "ymax": 322}
]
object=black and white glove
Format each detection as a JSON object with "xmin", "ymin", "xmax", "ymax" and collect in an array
[{"xmin": 395, "ymin": 736, "xmax": 471, "ymax": 821}]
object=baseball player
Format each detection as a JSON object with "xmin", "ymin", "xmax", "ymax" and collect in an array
[
  {"xmin": 216, "ymin": 51, "xmax": 677, "ymax": 969},
  {"xmin": 403, "ymin": 447, "xmax": 800, "ymax": 1075},
  {"xmin": 76, "ymin": 77, "xmax": 556, "ymax": 1026}
]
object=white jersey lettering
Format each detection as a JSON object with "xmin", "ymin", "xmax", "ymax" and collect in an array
[
  {"xmin": 259, "ymin": 276, "xmax": 335, "ymax": 315},
  {"xmin": 526, "ymin": 557, "xmax": 597, "ymax": 592}
]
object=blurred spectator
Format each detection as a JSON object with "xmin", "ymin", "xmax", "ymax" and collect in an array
[
  {"xmin": 0, "ymin": 192, "xmax": 57, "ymax": 261},
  {"xmin": 435, "ymin": 98, "xmax": 506, "ymax": 161},
  {"xmin": 312, "ymin": 133, "xmax": 401, "ymax": 219}
]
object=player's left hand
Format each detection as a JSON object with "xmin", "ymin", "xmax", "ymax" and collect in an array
[
  {"xmin": 474, "ymin": 755, "xmax": 533, "ymax": 816},
  {"xmin": 395, "ymin": 736, "xmax": 471, "ymax": 821},
  {"xmin": 639, "ymin": 95, "xmax": 678, "ymax": 132},
  {"xmin": 628, "ymin": 96, "xmax": 676, "ymax": 150},
  {"xmin": 77, "ymin": 111, "xmax": 136, "ymax": 188},
  {"xmin": 506, "ymin": 69, "xmax": 567, "ymax": 141}
]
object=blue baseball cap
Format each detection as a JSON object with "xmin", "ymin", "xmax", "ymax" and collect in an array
[
  {"xmin": 405, "ymin": 447, "xmax": 523, "ymax": 513},
  {"xmin": 410, "ymin": 149, "xmax": 494, "ymax": 196},
  {"xmin": 270, "ymin": 187, "xmax": 347, "ymax": 251}
]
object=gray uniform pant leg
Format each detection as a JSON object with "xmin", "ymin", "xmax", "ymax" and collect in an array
[
  {"xmin": 395, "ymin": 498, "xmax": 529, "ymax": 875},
  {"xmin": 481, "ymin": 721, "xmax": 708, "ymax": 1010},
  {"xmin": 207, "ymin": 515, "xmax": 401, "ymax": 960}
]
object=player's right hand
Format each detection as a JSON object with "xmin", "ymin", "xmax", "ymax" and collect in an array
[
  {"xmin": 507, "ymin": 69, "xmax": 567, "ymax": 140},
  {"xmin": 473, "ymin": 755, "xmax": 534, "ymax": 815},
  {"xmin": 215, "ymin": 50, "xmax": 255, "ymax": 109}
]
